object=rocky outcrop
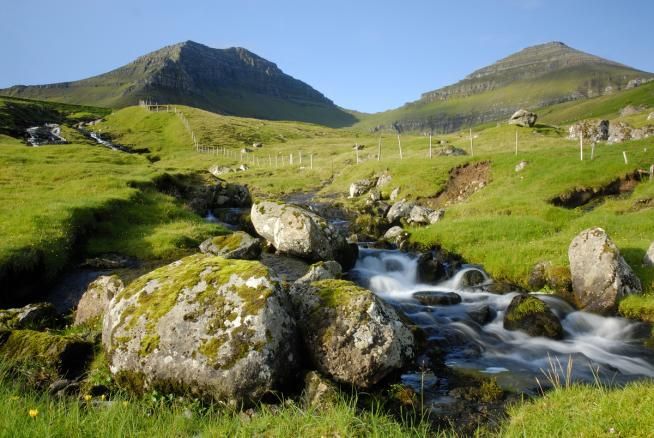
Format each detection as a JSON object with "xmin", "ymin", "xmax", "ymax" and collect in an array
[
  {"xmin": 251, "ymin": 201, "xmax": 358, "ymax": 270},
  {"xmin": 209, "ymin": 165, "xmax": 233, "ymax": 177},
  {"xmin": 408, "ymin": 206, "xmax": 444, "ymax": 225},
  {"xmin": 503, "ymin": 294, "xmax": 563, "ymax": 339},
  {"xmin": 567, "ymin": 120, "xmax": 609, "ymax": 142},
  {"xmin": 568, "ymin": 227, "xmax": 642, "ymax": 314},
  {"xmin": 383, "ymin": 226, "xmax": 408, "ymax": 245},
  {"xmin": 648, "ymin": 112, "xmax": 654, "ymax": 121},
  {"xmin": 386, "ymin": 200, "xmax": 416, "ymax": 224},
  {"xmin": 289, "ymin": 279, "xmax": 414, "ymax": 388},
  {"xmin": 296, "ymin": 261, "xmax": 342, "ymax": 284},
  {"xmin": 436, "ymin": 145, "xmax": 467, "ymax": 156},
  {"xmin": 302, "ymin": 371, "xmax": 339, "ymax": 409},
  {"xmin": 413, "ymin": 291, "xmax": 461, "ymax": 306},
  {"xmin": 214, "ymin": 180, "xmax": 251, "ymax": 208},
  {"xmin": 75, "ymin": 276, "xmax": 124, "ymax": 326},
  {"xmin": 608, "ymin": 122, "xmax": 654, "ymax": 144},
  {"xmin": 0, "ymin": 303, "xmax": 58, "ymax": 331},
  {"xmin": 349, "ymin": 178, "xmax": 378, "ymax": 198},
  {"xmin": 199, "ymin": 232, "xmax": 262, "ymax": 260},
  {"xmin": 515, "ymin": 160, "xmax": 529, "ymax": 172},
  {"xmin": 508, "ymin": 109, "xmax": 537, "ymax": 127},
  {"xmin": 102, "ymin": 254, "xmax": 298, "ymax": 404}
]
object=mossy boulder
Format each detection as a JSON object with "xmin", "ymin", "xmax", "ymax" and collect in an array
[
  {"xmin": 102, "ymin": 254, "xmax": 298, "ymax": 405},
  {"xmin": 199, "ymin": 231, "xmax": 262, "ymax": 260},
  {"xmin": 569, "ymin": 227, "xmax": 642, "ymax": 314},
  {"xmin": 0, "ymin": 302, "xmax": 58, "ymax": 331},
  {"xmin": 289, "ymin": 279, "xmax": 414, "ymax": 388},
  {"xmin": 75, "ymin": 275, "xmax": 124, "ymax": 326},
  {"xmin": 296, "ymin": 261, "xmax": 342, "ymax": 284},
  {"xmin": 503, "ymin": 294, "xmax": 563, "ymax": 339},
  {"xmin": 302, "ymin": 370, "xmax": 339, "ymax": 409},
  {"xmin": 251, "ymin": 201, "xmax": 358, "ymax": 270},
  {"xmin": 0, "ymin": 329, "xmax": 93, "ymax": 383}
]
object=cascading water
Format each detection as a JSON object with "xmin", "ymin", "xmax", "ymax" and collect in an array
[{"xmin": 351, "ymin": 247, "xmax": 654, "ymax": 395}]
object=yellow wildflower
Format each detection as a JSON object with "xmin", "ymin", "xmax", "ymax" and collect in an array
[
  {"xmin": 84, "ymin": 394, "xmax": 92, "ymax": 401},
  {"xmin": 28, "ymin": 409, "xmax": 38, "ymax": 418}
]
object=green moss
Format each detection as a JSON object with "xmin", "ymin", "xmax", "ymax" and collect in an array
[
  {"xmin": 505, "ymin": 295, "xmax": 546, "ymax": 322},
  {"xmin": 311, "ymin": 279, "xmax": 369, "ymax": 310},
  {"xmin": 112, "ymin": 254, "xmax": 273, "ymax": 362},
  {"xmin": 198, "ymin": 335, "xmax": 228, "ymax": 364},
  {"xmin": 210, "ymin": 232, "xmax": 244, "ymax": 252},
  {"xmin": 619, "ymin": 294, "xmax": 654, "ymax": 323}
]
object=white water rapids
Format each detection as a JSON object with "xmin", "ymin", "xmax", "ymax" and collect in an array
[{"xmin": 350, "ymin": 248, "xmax": 654, "ymax": 391}]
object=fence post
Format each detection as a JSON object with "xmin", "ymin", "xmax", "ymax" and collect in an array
[
  {"xmin": 591, "ymin": 142, "xmax": 595, "ymax": 160},
  {"xmin": 378, "ymin": 134, "xmax": 382, "ymax": 161},
  {"xmin": 623, "ymin": 151, "xmax": 628, "ymax": 164},
  {"xmin": 515, "ymin": 130, "xmax": 518, "ymax": 155},
  {"xmin": 469, "ymin": 128, "xmax": 474, "ymax": 156},
  {"xmin": 580, "ymin": 134, "xmax": 584, "ymax": 161},
  {"xmin": 310, "ymin": 153, "xmax": 313, "ymax": 169},
  {"xmin": 649, "ymin": 164, "xmax": 653, "ymax": 182}
]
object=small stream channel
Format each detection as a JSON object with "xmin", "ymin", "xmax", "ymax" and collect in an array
[{"xmin": 350, "ymin": 248, "xmax": 654, "ymax": 410}]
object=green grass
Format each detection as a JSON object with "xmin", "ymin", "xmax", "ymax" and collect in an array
[
  {"xmin": 0, "ymin": 375, "xmax": 431, "ymax": 438},
  {"xmin": 503, "ymin": 381, "xmax": 654, "ymax": 437}
]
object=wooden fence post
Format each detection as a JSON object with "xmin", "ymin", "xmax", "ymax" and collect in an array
[
  {"xmin": 378, "ymin": 134, "xmax": 382, "ymax": 161},
  {"xmin": 515, "ymin": 130, "xmax": 518, "ymax": 155},
  {"xmin": 623, "ymin": 151, "xmax": 628, "ymax": 164},
  {"xmin": 429, "ymin": 132, "xmax": 432, "ymax": 159},
  {"xmin": 397, "ymin": 134, "xmax": 403, "ymax": 160},
  {"xmin": 580, "ymin": 134, "xmax": 584, "ymax": 161},
  {"xmin": 310, "ymin": 154, "xmax": 313, "ymax": 169},
  {"xmin": 469, "ymin": 128, "xmax": 474, "ymax": 156}
]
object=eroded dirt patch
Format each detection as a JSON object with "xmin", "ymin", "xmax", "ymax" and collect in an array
[
  {"xmin": 550, "ymin": 171, "xmax": 644, "ymax": 210},
  {"xmin": 422, "ymin": 161, "xmax": 491, "ymax": 208}
]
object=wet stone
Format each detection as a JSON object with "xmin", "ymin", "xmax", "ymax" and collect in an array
[{"xmin": 413, "ymin": 291, "xmax": 462, "ymax": 306}]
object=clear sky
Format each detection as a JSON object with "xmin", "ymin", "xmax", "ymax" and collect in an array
[{"xmin": 1, "ymin": 0, "xmax": 653, "ymax": 113}]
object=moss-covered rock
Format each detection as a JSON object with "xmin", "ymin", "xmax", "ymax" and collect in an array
[
  {"xmin": 75, "ymin": 275, "xmax": 124, "ymax": 326},
  {"xmin": 199, "ymin": 231, "xmax": 262, "ymax": 260},
  {"xmin": 289, "ymin": 279, "xmax": 414, "ymax": 388},
  {"xmin": 302, "ymin": 370, "xmax": 339, "ymax": 409},
  {"xmin": 503, "ymin": 294, "xmax": 563, "ymax": 339},
  {"xmin": 0, "ymin": 329, "xmax": 93, "ymax": 383},
  {"xmin": 102, "ymin": 253, "xmax": 298, "ymax": 405},
  {"xmin": 0, "ymin": 302, "xmax": 58, "ymax": 331}
]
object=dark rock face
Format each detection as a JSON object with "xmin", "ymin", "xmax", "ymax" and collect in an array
[
  {"xmin": 503, "ymin": 294, "xmax": 563, "ymax": 339},
  {"xmin": 0, "ymin": 303, "xmax": 59, "ymax": 331},
  {"xmin": 568, "ymin": 227, "xmax": 642, "ymax": 314},
  {"xmin": 416, "ymin": 252, "xmax": 448, "ymax": 284},
  {"xmin": 413, "ymin": 291, "xmax": 462, "ymax": 306},
  {"xmin": 74, "ymin": 276, "xmax": 124, "ymax": 326}
]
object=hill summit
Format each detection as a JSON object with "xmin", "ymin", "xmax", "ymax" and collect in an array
[
  {"xmin": 0, "ymin": 41, "xmax": 356, "ymax": 128},
  {"xmin": 358, "ymin": 41, "xmax": 652, "ymax": 133}
]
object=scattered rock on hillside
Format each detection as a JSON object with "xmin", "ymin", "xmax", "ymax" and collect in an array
[
  {"xmin": 376, "ymin": 171, "xmax": 392, "ymax": 188},
  {"xmin": 568, "ymin": 227, "xmax": 642, "ymax": 314},
  {"xmin": 214, "ymin": 181, "xmax": 251, "ymax": 208},
  {"xmin": 568, "ymin": 120, "xmax": 610, "ymax": 142},
  {"xmin": 648, "ymin": 112, "xmax": 654, "ymax": 121},
  {"xmin": 387, "ymin": 200, "xmax": 416, "ymax": 224},
  {"xmin": 349, "ymin": 178, "xmax": 378, "ymax": 198},
  {"xmin": 390, "ymin": 187, "xmax": 400, "ymax": 201},
  {"xmin": 199, "ymin": 231, "xmax": 262, "ymax": 260},
  {"xmin": 209, "ymin": 165, "xmax": 233, "ymax": 177},
  {"xmin": 408, "ymin": 205, "xmax": 444, "ymax": 225},
  {"xmin": 619, "ymin": 105, "xmax": 642, "ymax": 117},
  {"xmin": 436, "ymin": 145, "xmax": 467, "ymax": 156},
  {"xmin": 515, "ymin": 160, "xmax": 529, "ymax": 172},
  {"xmin": 102, "ymin": 254, "xmax": 298, "ymax": 405},
  {"xmin": 643, "ymin": 242, "xmax": 654, "ymax": 267},
  {"xmin": 0, "ymin": 303, "xmax": 58, "ymax": 331},
  {"xmin": 302, "ymin": 371, "xmax": 339, "ymax": 409},
  {"xmin": 367, "ymin": 188, "xmax": 382, "ymax": 202},
  {"xmin": 503, "ymin": 294, "xmax": 563, "ymax": 339},
  {"xmin": 296, "ymin": 261, "xmax": 342, "ymax": 284},
  {"xmin": 608, "ymin": 122, "xmax": 654, "ymax": 144},
  {"xmin": 252, "ymin": 142, "xmax": 263, "ymax": 148},
  {"xmin": 74, "ymin": 276, "xmax": 124, "ymax": 326},
  {"xmin": 251, "ymin": 201, "xmax": 358, "ymax": 270},
  {"xmin": 383, "ymin": 226, "xmax": 408, "ymax": 245},
  {"xmin": 289, "ymin": 279, "xmax": 414, "ymax": 388},
  {"xmin": 508, "ymin": 109, "xmax": 537, "ymax": 127}
]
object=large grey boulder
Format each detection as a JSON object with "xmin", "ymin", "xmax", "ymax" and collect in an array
[
  {"xmin": 289, "ymin": 279, "xmax": 414, "ymax": 388},
  {"xmin": 383, "ymin": 226, "xmax": 408, "ymax": 245},
  {"xmin": 349, "ymin": 178, "xmax": 378, "ymax": 198},
  {"xmin": 387, "ymin": 200, "xmax": 416, "ymax": 224},
  {"xmin": 102, "ymin": 254, "xmax": 298, "ymax": 405},
  {"xmin": 408, "ymin": 205, "xmax": 444, "ymax": 226},
  {"xmin": 567, "ymin": 120, "xmax": 609, "ymax": 142},
  {"xmin": 199, "ymin": 231, "xmax": 262, "ymax": 260},
  {"xmin": 208, "ymin": 165, "xmax": 233, "ymax": 178},
  {"xmin": 0, "ymin": 302, "xmax": 58, "ymax": 331},
  {"xmin": 568, "ymin": 227, "xmax": 642, "ymax": 314},
  {"xmin": 75, "ymin": 275, "xmax": 124, "ymax": 326},
  {"xmin": 648, "ymin": 112, "xmax": 654, "ymax": 121},
  {"xmin": 251, "ymin": 201, "xmax": 358, "ymax": 269},
  {"xmin": 644, "ymin": 242, "xmax": 654, "ymax": 267},
  {"xmin": 509, "ymin": 109, "xmax": 537, "ymax": 127},
  {"xmin": 503, "ymin": 294, "xmax": 563, "ymax": 339}
]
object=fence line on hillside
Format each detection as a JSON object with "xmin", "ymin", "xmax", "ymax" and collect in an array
[{"xmin": 136, "ymin": 101, "xmax": 654, "ymax": 176}]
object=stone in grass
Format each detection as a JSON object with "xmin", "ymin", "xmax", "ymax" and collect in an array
[
  {"xmin": 102, "ymin": 254, "xmax": 297, "ymax": 405},
  {"xmin": 0, "ymin": 302, "xmax": 58, "ymax": 331},
  {"xmin": 503, "ymin": 294, "xmax": 563, "ymax": 339},
  {"xmin": 199, "ymin": 231, "xmax": 262, "ymax": 260},
  {"xmin": 568, "ymin": 227, "xmax": 641, "ymax": 314},
  {"xmin": 75, "ymin": 275, "xmax": 124, "ymax": 326},
  {"xmin": 289, "ymin": 279, "xmax": 414, "ymax": 388},
  {"xmin": 0, "ymin": 329, "xmax": 94, "ymax": 382},
  {"xmin": 644, "ymin": 242, "xmax": 654, "ymax": 267}
]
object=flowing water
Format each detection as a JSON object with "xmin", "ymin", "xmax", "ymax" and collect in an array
[
  {"xmin": 351, "ymin": 248, "xmax": 654, "ymax": 398},
  {"xmin": 26, "ymin": 124, "xmax": 66, "ymax": 146}
]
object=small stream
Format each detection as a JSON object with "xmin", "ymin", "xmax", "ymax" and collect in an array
[
  {"xmin": 350, "ymin": 248, "xmax": 654, "ymax": 402},
  {"xmin": 26, "ymin": 124, "xmax": 66, "ymax": 146}
]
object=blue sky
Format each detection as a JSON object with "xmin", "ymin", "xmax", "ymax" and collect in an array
[{"xmin": 1, "ymin": 0, "xmax": 653, "ymax": 113}]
